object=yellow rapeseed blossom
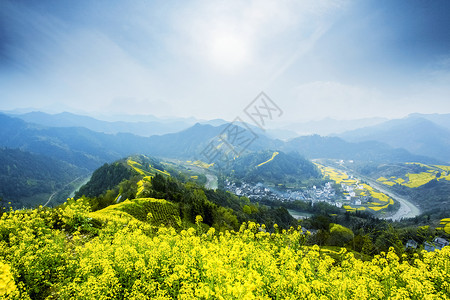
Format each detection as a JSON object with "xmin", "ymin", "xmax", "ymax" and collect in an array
[
  {"xmin": 0, "ymin": 262, "xmax": 16, "ymax": 296},
  {"xmin": 1, "ymin": 202, "xmax": 450, "ymax": 299}
]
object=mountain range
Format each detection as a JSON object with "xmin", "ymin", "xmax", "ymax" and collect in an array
[
  {"xmin": 338, "ymin": 115, "xmax": 450, "ymax": 162},
  {"xmin": 1, "ymin": 111, "xmax": 449, "ymax": 208}
]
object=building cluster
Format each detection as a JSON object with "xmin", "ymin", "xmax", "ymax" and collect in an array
[
  {"xmin": 406, "ymin": 237, "xmax": 449, "ymax": 252},
  {"xmin": 223, "ymin": 179, "xmax": 339, "ymax": 204}
]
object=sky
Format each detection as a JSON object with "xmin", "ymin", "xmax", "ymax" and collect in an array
[{"xmin": 1, "ymin": 0, "xmax": 450, "ymax": 124}]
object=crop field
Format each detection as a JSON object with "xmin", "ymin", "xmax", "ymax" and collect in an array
[
  {"xmin": 128, "ymin": 158, "xmax": 171, "ymax": 177},
  {"xmin": 1, "ymin": 201, "xmax": 449, "ymax": 299},
  {"xmin": 377, "ymin": 163, "xmax": 450, "ymax": 188},
  {"xmin": 90, "ymin": 198, "xmax": 182, "ymax": 228},
  {"xmin": 257, "ymin": 151, "xmax": 279, "ymax": 167},
  {"xmin": 437, "ymin": 218, "xmax": 450, "ymax": 234},
  {"xmin": 315, "ymin": 164, "xmax": 394, "ymax": 213},
  {"xmin": 190, "ymin": 160, "xmax": 214, "ymax": 169}
]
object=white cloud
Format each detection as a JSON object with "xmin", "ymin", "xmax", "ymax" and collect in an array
[
  {"xmin": 3, "ymin": 0, "xmax": 450, "ymax": 123},
  {"xmin": 288, "ymin": 81, "xmax": 385, "ymax": 121}
]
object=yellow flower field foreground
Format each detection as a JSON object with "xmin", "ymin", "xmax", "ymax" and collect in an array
[{"xmin": 1, "ymin": 201, "xmax": 449, "ymax": 299}]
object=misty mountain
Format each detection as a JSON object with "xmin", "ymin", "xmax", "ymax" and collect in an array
[
  {"xmin": 0, "ymin": 113, "xmax": 440, "ymax": 174},
  {"xmin": 0, "ymin": 114, "xmax": 152, "ymax": 169},
  {"xmin": 12, "ymin": 111, "xmax": 296, "ymax": 141},
  {"xmin": 144, "ymin": 122, "xmax": 282, "ymax": 159},
  {"xmin": 338, "ymin": 116, "xmax": 450, "ymax": 162},
  {"xmin": 11, "ymin": 111, "xmax": 196, "ymax": 137},
  {"xmin": 408, "ymin": 113, "xmax": 450, "ymax": 131},
  {"xmin": 282, "ymin": 134, "xmax": 438, "ymax": 163},
  {"xmin": 0, "ymin": 114, "xmax": 280, "ymax": 169},
  {"xmin": 282, "ymin": 117, "xmax": 388, "ymax": 136}
]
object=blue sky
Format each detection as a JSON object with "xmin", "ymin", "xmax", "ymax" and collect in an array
[{"xmin": 1, "ymin": 0, "xmax": 450, "ymax": 123}]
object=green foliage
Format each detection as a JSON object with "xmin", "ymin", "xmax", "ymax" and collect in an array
[
  {"xmin": 328, "ymin": 223, "xmax": 354, "ymax": 247},
  {"xmin": 0, "ymin": 148, "xmax": 86, "ymax": 208},
  {"xmin": 90, "ymin": 198, "xmax": 182, "ymax": 229},
  {"xmin": 2, "ymin": 202, "xmax": 450, "ymax": 299},
  {"xmin": 222, "ymin": 150, "xmax": 321, "ymax": 187},
  {"xmin": 75, "ymin": 162, "xmax": 132, "ymax": 199}
]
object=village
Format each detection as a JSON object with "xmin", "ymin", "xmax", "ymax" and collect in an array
[{"xmin": 223, "ymin": 179, "xmax": 342, "ymax": 205}]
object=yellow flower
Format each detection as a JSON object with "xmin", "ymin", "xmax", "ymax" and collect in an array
[{"xmin": 195, "ymin": 215, "xmax": 203, "ymax": 224}]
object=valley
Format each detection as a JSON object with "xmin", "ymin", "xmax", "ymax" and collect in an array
[
  {"xmin": 317, "ymin": 160, "xmax": 421, "ymax": 221},
  {"xmin": 1, "ymin": 111, "xmax": 450, "ymax": 299},
  {"xmin": 2, "ymin": 2, "xmax": 450, "ymax": 297}
]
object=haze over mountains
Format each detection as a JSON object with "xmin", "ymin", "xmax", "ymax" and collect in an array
[
  {"xmin": 338, "ymin": 114, "xmax": 450, "ymax": 162},
  {"xmin": 1, "ymin": 111, "xmax": 447, "ymax": 169},
  {"xmin": 1, "ymin": 109, "xmax": 449, "ymax": 207}
]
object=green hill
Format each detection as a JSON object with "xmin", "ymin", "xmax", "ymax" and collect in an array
[
  {"xmin": 74, "ymin": 155, "xmax": 297, "ymax": 230},
  {"xmin": 0, "ymin": 148, "xmax": 87, "ymax": 208},
  {"xmin": 90, "ymin": 198, "xmax": 182, "ymax": 228},
  {"xmin": 223, "ymin": 150, "xmax": 321, "ymax": 187}
]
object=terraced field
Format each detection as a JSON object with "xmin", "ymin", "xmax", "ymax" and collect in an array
[
  {"xmin": 257, "ymin": 151, "xmax": 279, "ymax": 167},
  {"xmin": 437, "ymin": 218, "xmax": 450, "ymax": 234},
  {"xmin": 315, "ymin": 163, "xmax": 395, "ymax": 213},
  {"xmin": 377, "ymin": 162, "xmax": 450, "ymax": 188},
  {"xmin": 128, "ymin": 157, "xmax": 171, "ymax": 177},
  {"xmin": 90, "ymin": 197, "xmax": 182, "ymax": 228}
]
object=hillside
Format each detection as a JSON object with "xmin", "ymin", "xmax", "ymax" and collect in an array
[
  {"xmin": 222, "ymin": 150, "xmax": 321, "ymax": 187},
  {"xmin": 74, "ymin": 155, "xmax": 297, "ymax": 229},
  {"xmin": 0, "ymin": 114, "xmax": 143, "ymax": 169},
  {"xmin": 339, "ymin": 116, "xmax": 450, "ymax": 162},
  {"xmin": 1, "ymin": 154, "xmax": 450, "ymax": 299},
  {"xmin": 352, "ymin": 161, "xmax": 450, "ymax": 213},
  {"xmin": 0, "ymin": 148, "xmax": 87, "ymax": 208}
]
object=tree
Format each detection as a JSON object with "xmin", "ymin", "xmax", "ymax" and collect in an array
[{"xmin": 328, "ymin": 223, "xmax": 354, "ymax": 247}]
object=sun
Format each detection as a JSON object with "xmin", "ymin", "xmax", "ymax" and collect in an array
[{"xmin": 207, "ymin": 32, "xmax": 250, "ymax": 72}]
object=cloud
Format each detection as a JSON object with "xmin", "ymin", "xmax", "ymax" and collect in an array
[
  {"xmin": 1, "ymin": 0, "xmax": 450, "ymax": 122},
  {"xmin": 289, "ymin": 81, "xmax": 385, "ymax": 120}
]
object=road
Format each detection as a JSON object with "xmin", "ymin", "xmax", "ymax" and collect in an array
[
  {"xmin": 43, "ymin": 191, "xmax": 58, "ymax": 207},
  {"xmin": 328, "ymin": 162, "xmax": 421, "ymax": 221},
  {"xmin": 359, "ymin": 174, "xmax": 420, "ymax": 221}
]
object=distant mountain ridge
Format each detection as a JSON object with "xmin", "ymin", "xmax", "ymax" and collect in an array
[
  {"xmin": 281, "ymin": 134, "xmax": 437, "ymax": 164},
  {"xmin": 338, "ymin": 115, "xmax": 450, "ymax": 162},
  {"xmin": 282, "ymin": 117, "xmax": 388, "ymax": 136},
  {"xmin": 0, "ymin": 113, "xmax": 439, "ymax": 172},
  {"xmin": 11, "ymin": 111, "xmax": 196, "ymax": 137}
]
